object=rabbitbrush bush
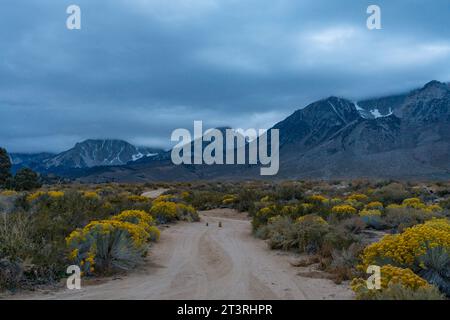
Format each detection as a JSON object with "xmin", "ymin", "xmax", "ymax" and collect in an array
[
  {"xmin": 66, "ymin": 220, "xmax": 149, "ymax": 275},
  {"xmin": 112, "ymin": 210, "xmax": 160, "ymax": 242},
  {"xmin": 357, "ymin": 218, "xmax": 450, "ymax": 297},
  {"xmin": 351, "ymin": 265, "xmax": 444, "ymax": 300},
  {"xmin": 331, "ymin": 204, "xmax": 358, "ymax": 219},
  {"xmin": 149, "ymin": 201, "xmax": 199, "ymax": 223},
  {"xmin": 359, "ymin": 218, "xmax": 450, "ymax": 270}
]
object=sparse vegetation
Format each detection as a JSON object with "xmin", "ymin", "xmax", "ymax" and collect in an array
[{"xmin": 1, "ymin": 179, "xmax": 449, "ymax": 300}]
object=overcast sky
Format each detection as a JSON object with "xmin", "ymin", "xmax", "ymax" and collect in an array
[{"xmin": 0, "ymin": 0, "xmax": 449, "ymax": 153}]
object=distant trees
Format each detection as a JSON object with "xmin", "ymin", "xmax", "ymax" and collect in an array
[
  {"xmin": 0, "ymin": 148, "xmax": 42, "ymax": 191},
  {"xmin": 13, "ymin": 168, "xmax": 42, "ymax": 191},
  {"xmin": 0, "ymin": 148, "xmax": 13, "ymax": 189}
]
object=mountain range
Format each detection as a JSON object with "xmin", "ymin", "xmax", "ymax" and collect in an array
[
  {"xmin": 10, "ymin": 140, "xmax": 164, "ymax": 175},
  {"xmin": 8, "ymin": 80, "xmax": 450, "ymax": 181}
]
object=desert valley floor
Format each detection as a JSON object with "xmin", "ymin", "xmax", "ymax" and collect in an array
[{"xmin": 13, "ymin": 209, "xmax": 352, "ymax": 300}]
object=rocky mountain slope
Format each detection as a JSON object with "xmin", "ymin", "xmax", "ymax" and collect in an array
[{"xmin": 10, "ymin": 140, "xmax": 164, "ymax": 173}]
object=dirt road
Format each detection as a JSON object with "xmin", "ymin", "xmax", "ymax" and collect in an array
[
  {"xmin": 14, "ymin": 209, "xmax": 352, "ymax": 300},
  {"xmin": 141, "ymin": 188, "xmax": 169, "ymax": 199}
]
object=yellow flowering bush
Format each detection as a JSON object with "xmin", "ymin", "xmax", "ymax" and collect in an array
[
  {"xmin": 48, "ymin": 191, "xmax": 64, "ymax": 198},
  {"xmin": 112, "ymin": 210, "xmax": 157, "ymax": 240},
  {"xmin": 0, "ymin": 190, "xmax": 17, "ymax": 196},
  {"xmin": 331, "ymin": 204, "xmax": 357, "ymax": 217},
  {"xmin": 359, "ymin": 219, "xmax": 450, "ymax": 269},
  {"xmin": 425, "ymin": 204, "xmax": 443, "ymax": 213},
  {"xmin": 330, "ymin": 198, "xmax": 343, "ymax": 205},
  {"xmin": 147, "ymin": 226, "xmax": 161, "ymax": 242},
  {"xmin": 308, "ymin": 194, "xmax": 327, "ymax": 203},
  {"xmin": 386, "ymin": 204, "xmax": 403, "ymax": 209},
  {"xmin": 149, "ymin": 200, "xmax": 199, "ymax": 223},
  {"xmin": 359, "ymin": 209, "xmax": 382, "ymax": 217},
  {"xmin": 402, "ymin": 198, "xmax": 424, "ymax": 209},
  {"xmin": 127, "ymin": 195, "xmax": 149, "ymax": 202},
  {"xmin": 83, "ymin": 191, "xmax": 100, "ymax": 200},
  {"xmin": 222, "ymin": 194, "xmax": 238, "ymax": 205},
  {"xmin": 150, "ymin": 201, "xmax": 178, "ymax": 222},
  {"xmin": 296, "ymin": 214, "xmax": 328, "ymax": 225},
  {"xmin": 366, "ymin": 201, "xmax": 384, "ymax": 210},
  {"xmin": 66, "ymin": 219, "xmax": 149, "ymax": 274},
  {"xmin": 26, "ymin": 191, "xmax": 46, "ymax": 202},
  {"xmin": 379, "ymin": 265, "xmax": 429, "ymax": 290},
  {"xmin": 347, "ymin": 193, "xmax": 369, "ymax": 203},
  {"xmin": 252, "ymin": 205, "xmax": 278, "ymax": 231},
  {"xmin": 280, "ymin": 205, "xmax": 297, "ymax": 216},
  {"xmin": 181, "ymin": 191, "xmax": 190, "ymax": 200},
  {"xmin": 351, "ymin": 265, "xmax": 435, "ymax": 300}
]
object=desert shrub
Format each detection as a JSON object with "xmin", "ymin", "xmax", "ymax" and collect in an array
[
  {"xmin": 0, "ymin": 212, "xmax": 31, "ymax": 262},
  {"xmin": 353, "ymin": 281, "xmax": 444, "ymax": 300},
  {"xmin": 0, "ymin": 259, "xmax": 23, "ymax": 291},
  {"xmin": 66, "ymin": 220, "xmax": 149, "ymax": 275},
  {"xmin": 112, "ymin": 210, "xmax": 159, "ymax": 242},
  {"xmin": 321, "ymin": 225, "xmax": 360, "ymax": 255},
  {"xmin": 347, "ymin": 193, "xmax": 369, "ymax": 203},
  {"xmin": 127, "ymin": 195, "xmax": 150, "ymax": 203},
  {"xmin": 184, "ymin": 191, "xmax": 223, "ymax": 210},
  {"xmin": 254, "ymin": 225, "xmax": 270, "ymax": 239},
  {"xmin": 338, "ymin": 216, "xmax": 367, "ymax": 234},
  {"xmin": 0, "ymin": 190, "xmax": 17, "ymax": 197},
  {"xmin": 417, "ymin": 246, "xmax": 450, "ymax": 297},
  {"xmin": 266, "ymin": 216, "xmax": 297, "ymax": 250},
  {"xmin": 222, "ymin": 194, "xmax": 238, "ymax": 206},
  {"xmin": 366, "ymin": 201, "xmax": 384, "ymax": 210},
  {"xmin": 176, "ymin": 203, "xmax": 200, "ymax": 222},
  {"xmin": 439, "ymin": 198, "xmax": 450, "ymax": 210},
  {"xmin": 274, "ymin": 183, "xmax": 304, "ymax": 201},
  {"xmin": 308, "ymin": 194, "xmax": 327, "ymax": 203},
  {"xmin": 266, "ymin": 215, "xmax": 330, "ymax": 253},
  {"xmin": 252, "ymin": 205, "xmax": 279, "ymax": 231},
  {"xmin": 326, "ymin": 243, "xmax": 364, "ymax": 283},
  {"xmin": 0, "ymin": 209, "xmax": 67, "ymax": 289},
  {"xmin": 235, "ymin": 188, "xmax": 261, "ymax": 212},
  {"xmin": 384, "ymin": 206, "xmax": 442, "ymax": 231},
  {"xmin": 149, "ymin": 201, "xmax": 178, "ymax": 223},
  {"xmin": 149, "ymin": 201, "xmax": 199, "ymax": 223},
  {"xmin": 372, "ymin": 182, "xmax": 410, "ymax": 204},
  {"xmin": 352, "ymin": 265, "xmax": 443, "ymax": 300},
  {"xmin": 0, "ymin": 193, "xmax": 20, "ymax": 215},
  {"xmin": 331, "ymin": 204, "xmax": 357, "ymax": 219},
  {"xmin": 112, "ymin": 210, "xmax": 154, "ymax": 227},
  {"xmin": 359, "ymin": 209, "xmax": 384, "ymax": 229},
  {"xmin": 296, "ymin": 215, "xmax": 337, "ymax": 253},
  {"xmin": 359, "ymin": 219, "xmax": 450, "ymax": 276},
  {"xmin": 83, "ymin": 191, "xmax": 100, "ymax": 200},
  {"xmin": 147, "ymin": 226, "xmax": 161, "ymax": 242}
]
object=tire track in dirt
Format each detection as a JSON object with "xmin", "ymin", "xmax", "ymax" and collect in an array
[{"xmin": 10, "ymin": 209, "xmax": 352, "ymax": 300}]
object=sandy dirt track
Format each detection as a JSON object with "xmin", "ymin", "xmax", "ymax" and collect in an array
[
  {"xmin": 13, "ymin": 209, "xmax": 352, "ymax": 300},
  {"xmin": 141, "ymin": 188, "xmax": 169, "ymax": 199}
]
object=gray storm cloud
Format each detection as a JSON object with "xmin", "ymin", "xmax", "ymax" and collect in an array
[{"xmin": 0, "ymin": 0, "xmax": 449, "ymax": 153}]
